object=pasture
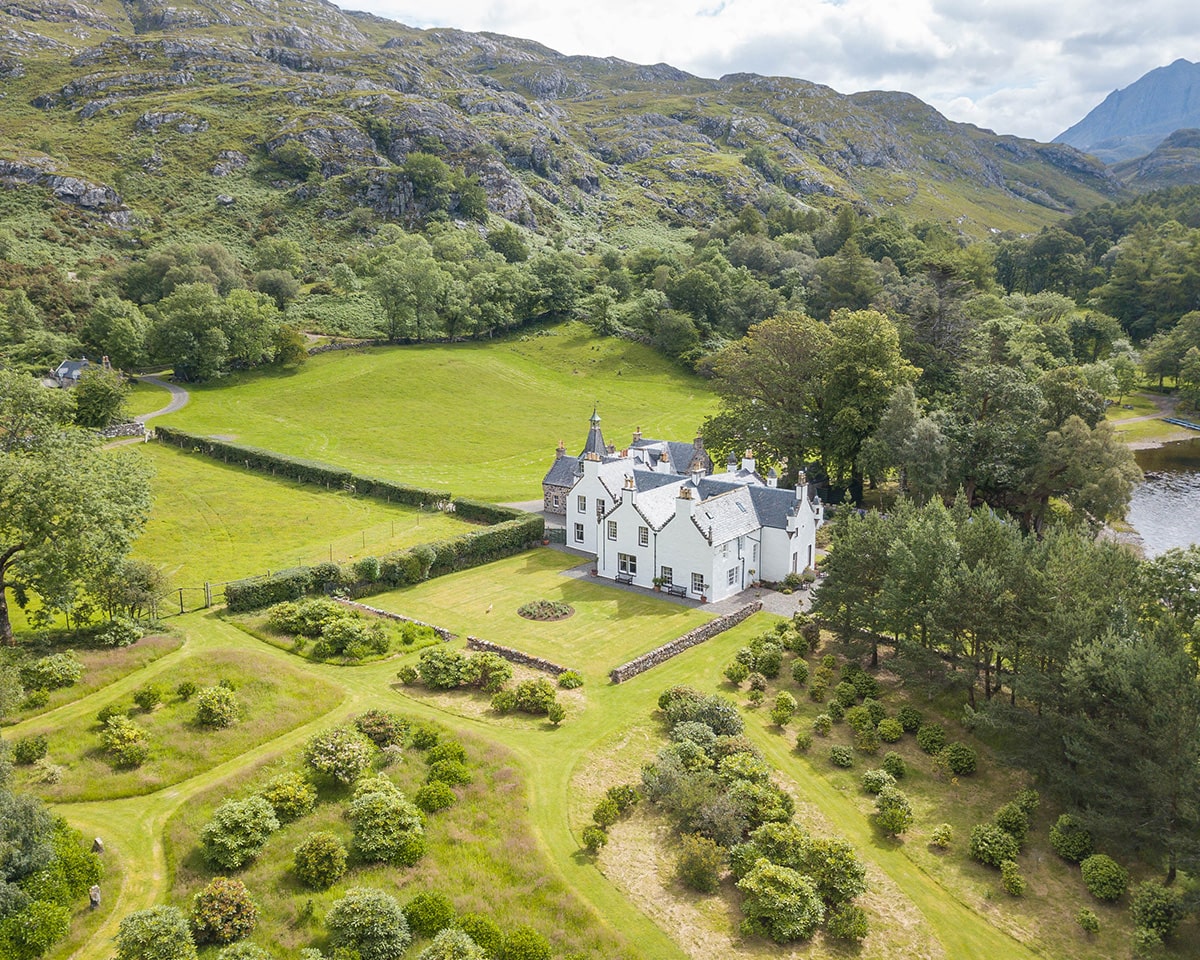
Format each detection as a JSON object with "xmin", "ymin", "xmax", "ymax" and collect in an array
[{"xmin": 154, "ymin": 322, "xmax": 719, "ymax": 502}]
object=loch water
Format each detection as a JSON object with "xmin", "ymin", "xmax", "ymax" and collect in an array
[{"xmin": 1129, "ymin": 437, "xmax": 1200, "ymax": 556}]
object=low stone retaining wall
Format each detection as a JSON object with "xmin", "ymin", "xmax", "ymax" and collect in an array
[
  {"xmin": 308, "ymin": 338, "xmax": 388, "ymax": 356},
  {"xmin": 98, "ymin": 421, "xmax": 146, "ymax": 439},
  {"xmin": 609, "ymin": 601, "xmax": 763, "ymax": 683},
  {"xmin": 335, "ymin": 599, "xmax": 455, "ymax": 642},
  {"xmin": 466, "ymin": 637, "xmax": 571, "ymax": 675}
]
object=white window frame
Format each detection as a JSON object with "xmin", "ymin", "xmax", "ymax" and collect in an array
[
  {"xmin": 607, "ymin": 520, "xmax": 617, "ymax": 541},
  {"xmin": 552, "ymin": 494, "xmax": 560, "ymax": 508},
  {"xmin": 638, "ymin": 525, "xmax": 649, "ymax": 547},
  {"xmin": 727, "ymin": 567, "xmax": 738, "ymax": 586},
  {"xmin": 691, "ymin": 572, "xmax": 705, "ymax": 595},
  {"xmin": 577, "ymin": 494, "xmax": 586, "ymax": 513},
  {"xmin": 660, "ymin": 565, "xmax": 673, "ymax": 586},
  {"xmin": 618, "ymin": 553, "xmax": 637, "ymax": 575},
  {"xmin": 574, "ymin": 522, "xmax": 584, "ymax": 543}
]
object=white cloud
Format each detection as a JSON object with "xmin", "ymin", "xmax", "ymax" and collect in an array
[{"xmin": 343, "ymin": 0, "xmax": 1199, "ymax": 141}]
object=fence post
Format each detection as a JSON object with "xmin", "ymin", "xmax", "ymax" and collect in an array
[
  {"xmin": 204, "ymin": 582, "xmax": 212, "ymax": 608},
  {"xmin": 178, "ymin": 589, "xmax": 184, "ymax": 615}
]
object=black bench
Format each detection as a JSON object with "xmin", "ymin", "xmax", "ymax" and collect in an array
[
  {"xmin": 615, "ymin": 573, "xmax": 634, "ymax": 585},
  {"xmin": 666, "ymin": 584, "xmax": 688, "ymax": 598}
]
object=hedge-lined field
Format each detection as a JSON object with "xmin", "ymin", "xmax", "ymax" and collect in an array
[
  {"xmin": 130, "ymin": 444, "xmax": 472, "ymax": 590},
  {"xmin": 153, "ymin": 323, "xmax": 719, "ymax": 502}
]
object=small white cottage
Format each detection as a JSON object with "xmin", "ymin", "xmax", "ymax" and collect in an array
[{"xmin": 542, "ymin": 410, "xmax": 823, "ymax": 603}]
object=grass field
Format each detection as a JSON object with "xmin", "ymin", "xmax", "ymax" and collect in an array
[
  {"xmin": 155, "ymin": 323, "xmax": 719, "ymax": 502},
  {"xmin": 129, "ymin": 443, "xmax": 472, "ymax": 589},
  {"xmin": 125, "ymin": 379, "xmax": 173, "ymax": 418}
]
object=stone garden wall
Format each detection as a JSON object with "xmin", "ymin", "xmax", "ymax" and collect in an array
[
  {"xmin": 334, "ymin": 599, "xmax": 455, "ymax": 641},
  {"xmin": 608, "ymin": 601, "xmax": 763, "ymax": 683},
  {"xmin": 465, "ymin": 636, "xmax": 571, "ymax": 675}
]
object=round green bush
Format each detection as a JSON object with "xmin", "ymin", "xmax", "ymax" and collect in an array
[
  {"xmin": 833, "ymin": 680, "xmax": 858, "ymax": 708},
  {"xmin": 940, "ymin": 742, "xmax": 977, "ymax": 776},
  {"xmin": 969, "ymin": 823, "xmax": 1019, "ymax": 868},
  {"xmin": 292, "ymin": 832, "xmax": 347, "ymax": 890},
  {"xmin": 853, "ymin": 727, "xmax": 880, "ymax": 754},
  {"xmin": 259, "ymin": 772, "xmax": 316, "ymax": 822},
  {"xmin": 194, "ymin": 686, "xmax": 240, "ymax": 729},
  {"xmin": 557, "ymin": 670, "xmax": 584, "ymax": 689},
  {"xmin": 876, "ymin": 718, "xmax": 903, "ymax": 743},
  {"xmin": 490, "ymin": 690, "xmax": 517, "ymax": 713},
  {"xmin": 790, "ymin": 658, "xmax": 809, "ymax": 686},
  {"xmin": 22, "ymin": 688, "xmax": 49, "ymax": 709},
  {"xmin": 513, "ymin": 678, "xmax": 557, "ymax": 715},
  {"xmin": 305, "ymin": 726, "xmax": 374, "ymax": 784},
  {"xmin": 1001, "ymin": 860, "xmax": 1025, "ymax": 897},
  {"xmin": 326, "ymin": 888, "xmax": 411, "ymax": 960},
  {"xmin": 404, "ymin": 891, "xmax": 455, "ymax": 939},
  {"xmin": 21, "ymin": 653, "xmax": 83, "ymax": 690},
  {"xmin": 993, "ymin": 801, "xmax": 1029, "ymax": 847},
  {"xmin": 216, "ymin": 944, "xmax": 269, "ymax": 960},
  {"xmin": 417, "ymin": 929, "xmax": 485, "ymax": 960},
  {"xmin": 748, "ymin": 671, "xmax": 767, "ymax": 692},
  {"xmin": 396, "ymin": 665, "xmax": 419, "ymax": 685},
  {"xmin": 723, "ymin": 660, "xmax": 750, "ymax": 685},
  {"xmin": 414, "ymin": 781, "xmax": 456, "ymax": 813},
  {"xmin": 581, "ymin": 825, "xmax": 608, "ymax": 853},
  {"xmin": 1049, "ymin": 814, "xmax": 1093, "ymax": 863},
  {"xmin": 427, "ymin": 759, "xmax": 472, "ymax": 786},
  {"xmin": 1080, "ymin": 854, "xmax": 1128, "ymax": 902},
  {"xmin": 190, "ymin": 877, "xmax": 258, "ymax": 944},
  {"xmin": 825, "ymin": 699, "xmax": 845, "ymax": 722},
  {"xmin": 456, "ymin": 915, "xmax": 503, "ymax": 958},
  {"xmin": 100, "ymin": 714, "xmax": 150, "ymax": 769},
  {"xmin": 201, "ymin": 798, "xmax": 280, "ymax": 871},
  {"xmin": 813, "ymin": 714, "xmax": 832, "ymax": 736},
  {"xmin": 426, "ymin": 741, "xmax": 467, "ymax": 765},
  {"xmin": 929, "ymin": 823, "xmax": 953, "ymax": 849},
  {"xmin": 546, "ymin": 701, "xmax": 566, "ymax": 725},
  {"xmin": 1077, "ymin": 908, "xmax": 1100, "ymax": 934},
  {"xmin": 915, "ymin": 723, "xmax": 946, "ymax": 754},
  {"xmin": 794, "ymin": 730, "xmax": 813, "ymax": 753},
  {"xmin": 844, "ymin": 705, "xmax": 872, "ymax": 733},
  {"xmin": 354, "ymin": 710, "xmax": 407, "ymax": 747},
  {"xmin": 881, "ymin": 751, "xmax": 906, "ymax": 780},
  {"xmin": 13, "ymin": 734, "xmax": 48, "ymax": 765},
  {"xmin": 592, "ymin": 797, "xmax": 620, "ymax": 829},
  {"xmin": 747, "ymin": 689, "xmax": 765, "ymax": 706},
  {"xmin": 349, "ymin": 777, "xmax": 426, "ymax": 866},
  {"xmin": 501, "ymin": 925, "xmax": 551, "ymax": 960},
  {"xmin": 872, "ymin": 786, "xmax": 913, "ymax": 836},
  {"xmin": 896, "ymin": 706, "xmax": 923, "ymax": 732},
  {"xmin": 1131, "ymin": 881, "xmax": 1184, "ymax": 940},
  {"xmin": 862, "ymin": 698, "xmax": 885, "ymax": 726},
  {"xmin": 828, "ymin": 746, "xmax": 854, "ymax": 768},
  {"xmin": 861, "ymin": 768, "xmax": 896, "ymax": 795},
  {"xmin": 826, "ymin": 903, "xmax": 869, "ymax": 942},
  {"xmin": 850, "ymin": 671, "xmax": 880, "ymax": 700},
  {"xmin": 133, "ymin": 684, "xmax": 164, "ymax": 711},
  {"xmin": 115, "ymin": 906, "xmax": 196, "ymax": 960},
  {"xmin": 409, "ymin": 724, "xmax": 441, "ymax": 749},
  {"xmin": 677, "ymin": 833, "xmax": 724, "ymax": 893},
  {"xmin": 176, "ymin": 680, "xmax": 199, "ymax": 701},
  {"xmin": 606, "ymin": 784, "xmax": 641, "ymax": 813}
]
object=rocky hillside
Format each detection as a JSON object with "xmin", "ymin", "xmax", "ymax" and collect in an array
[
  {"xmin": 1111, "ymin": 128, "xmax": 1200, "ymax": 190},
  {"xmin": 1055, "ymin": 58, "xmax": 1200, "ymax": 164},
  {"xmin": 0, "ymin": 0, "xmax": 1122, "ymax": 262}
]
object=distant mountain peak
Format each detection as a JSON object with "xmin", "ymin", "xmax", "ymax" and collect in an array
[{"xmin": 1055, "ymin": 59, "xmax": 1200, "ymax": 163}]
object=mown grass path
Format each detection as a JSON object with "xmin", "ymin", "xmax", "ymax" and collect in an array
[{"xmin": 18, "ymin": 597, "xmax": 1050, "ymax": 960}]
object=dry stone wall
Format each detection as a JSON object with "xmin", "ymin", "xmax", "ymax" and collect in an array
[
  {"xmin": 334, "ymin": 599, "xmax": 455, "ymax": 641},
  {"xmin": 466, "ymin": 636, "xmax": 571, "ymax": 675},
  {"xmin": 609, "ymin": 601, "xmax": 763, "ymax": 683}
]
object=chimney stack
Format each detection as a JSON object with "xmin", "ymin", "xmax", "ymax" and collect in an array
[
  {"xmin": 633, "ymin": 426, "xmax": 642, "ymax": 442},
  {"xmin": 555, "ymin": 439, "xmax": 566, "ymax": 460},
  {"xmin": 741, "ymin": 448, "xmax": 756, "ymax": 473}
]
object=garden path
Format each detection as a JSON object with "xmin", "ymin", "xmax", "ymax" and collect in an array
[{"xmin": 133, "ymin": 376, "xmax": 190, "ymax": 423}]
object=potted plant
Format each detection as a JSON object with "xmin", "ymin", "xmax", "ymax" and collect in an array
[
  {"xmin": 652, "ymin": 576, "xmax": 665, "ymax": 592},
  {"xmin": 747, "ymin": 568, "xmax": 757, "ymax": 587}
]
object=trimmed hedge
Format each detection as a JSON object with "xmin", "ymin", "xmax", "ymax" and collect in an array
[
  {"xmin": 155, "ymin": 427, "xmax": 450, "ymax": 506},
  {"xmin": 451, "ymin": 498, "xmax": 525, "ymax": 524}
]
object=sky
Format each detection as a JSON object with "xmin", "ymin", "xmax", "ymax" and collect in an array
[{"xmin": 343, "ymin": 0, "xmax": 1199, "ymax": 142}]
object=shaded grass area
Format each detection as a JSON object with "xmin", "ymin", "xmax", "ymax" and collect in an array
[
  {"xmin": 364, "ymin": 549, "xmax": 714, "ymax": 680},
  {"xmin": 17, "ymin": 648, "xmax": 343, "ymax": 802},
  {"xmin": 155, "ymin": 322, "xmax": 719, "ymax": 502},
  {"xmin": 130, "ymin": 443, "xmax": 471, "ymax": 589},
  {"xmin": 2, "ymin": 633, "xmax": 183, "ymax": 726},
  {"xmin": 163, "ymin": 721, "xmax": 643, "ymax": 960}
]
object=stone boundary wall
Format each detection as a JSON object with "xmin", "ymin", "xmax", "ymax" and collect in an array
[
  {"xmin": 98, "ymin": 421, "xmax": 145, "ymax": 439},
  {"xmin": 335, "ymin": 599, "xmax": 455, "ymax": 642},
  {"xmin": 308, "ymin": 339, "xmax": 388, "ymax": 356},
  {"xmin": 465, "ymin": 636, "xmax": 571, "ymax": 676},
  {"xmin": 609, "ymin": 601, "xmax": 763, "ymax": 684}
]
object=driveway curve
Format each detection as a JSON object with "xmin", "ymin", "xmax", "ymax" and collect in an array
[{"xmin": 134, "ymin": 376, "xmax": 189, "ymax": 423}]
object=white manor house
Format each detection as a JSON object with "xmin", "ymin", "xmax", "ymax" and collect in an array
[{"xmin": 542, "ymin": 410, "xmax": 824, "ymax": 604}]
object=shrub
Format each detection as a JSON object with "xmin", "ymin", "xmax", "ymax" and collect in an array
[
  {"xmin": 844, "ymin": 705, "xmax": 873, "ymax": 733},
  {"xmin": 194, "ymin": 686, "xmax": 240, "ymax": 728},
  {"xmin": 457, "ymin": 914, "xmax": 503, "ymax": 958},
  {"xmin": 581, "ymin": 825, "xmax": 607, "ymax": 853},
  {"xmin": 1132, "ymin": 881, "xmax": 1185, "ymax": 940},
  {"xmin": 1077, "ymin": 908, "xmax": 1100, "ymax": 934},
  {"xmin": 427, "ymin": 760, "xmax": 472, "ymax": 786},
  {"xmin": 825, "ymin": 699, "xmax": 844, "ymax": 721},
  {"xmin": 404, "ymin": 891, "xmax": 455, "ymax": 938},
  {"xmin": 546, "ymin": 701, "xmax": 566, "ymax": 725},
  {"xmin": 969, "ymin": 823, "xmax": 1019, "ymax": 868},
  {"xmin": 897, "ymin": 706, "xmax": 923, "ymax": 732},
  {"xmin": 200, "ymin": 797, "xmax": 280, "ymax": 871},
  {"xmin": 881, "ymin": 751, "xmax": 906, "ymax": 780},
  {"xmin": 872, "ymin": 786, "xmax": 913, "ymax": 836},
  {"xmin": 259, "ymin": 773, "xmax": 316, "ymax": 823},
  {"xmin": 790, "ymin": 659, "xmax": 809, "ymax": 686},
  {"xmin": 305, "ymin": 726, "xmax": 374, "ymax": 784},
  {"xmin": 993, "ymin": 801, "xmax": 1029, "ymax": 847},
  {"xmin": 828, "ymin": 746, "xmax": 853, "ymax": 768},
  {"xmin": 426, "ymin": 741, "xmax": 467, "ymax": 764},
  {"xmin": 349, "ymin": 776, "xmax": 426, "ymax": 865},
  {"xmin": 915, "ymin": 723, "xmax": 945, "ymax": 754},
  {"xmin": 930, "ymin": 823, "xmax": 953, "ymax": 849},
  {"xmin": 355, "ymin": 710, "xmax": 407, "ymax": 747},
  {"xmin": 826, "ymin": 903, "xmax": 869, "ymax": 942},
  {"xmin": 293, "ymin": 832, "xmax": 347, "ymax": 890},
  {"xmin": 22, "ymin": 688, "xmax": 49, "ymax": 709},
  {"xmin": 190, "ymin": 877, "xmax": 258, "ymax": 944},
  {"xmin": 115, "ymin": 906, "xmax": 197, "ymax": 960},
  {"xmin": 813, "ymin": 714, "xmax": 832, "ymax": 736},
  {"xmin": 133, "ymin": 684, "xmax": 164, "ymax": 711},
  {"xmin": 414, "ymin": 781, "xmax": 456, "ymax": 813},
  {"xmin": 490, "ymin": 690, "xmax": 517, "ymax": 713},
  {"xmin": 97, "ymin": 702, "xmax": 125, "ymax": 725},
  {"xmin": 461, "ymin": 652, "xmax": 513, "ymax": 693},
  {"xmin": 557, "ymin": 670, "xmax": 584, "ymax": 689},
  {"xmin": 747, "ymin": 690, "xmax": 764, "ymax": 706},
  {"xmin": 769, "ymin": 691, "xmax": 797, "ymax": 727},
  {"xmin": 216, "ymin": 945, "xmax": 269, "ymax": 960},
  {"xmin": 13, "ymin": 734, "xmax": 48, "ymax": 765},
  {"xmin": 940, "ymin": 742, "xmax": 977, "ymax": 775},
  {"xmin": 97, "ymin": 618, "xmax": 143, "ymax": 648},
  {"xmin": 737, "ymin": 860, "xmax": 825, "ymax": 943},
  {"xmin": 833, "ymin": 680, "xmax": 858, "ymax": 708},
  {"xmin": 1015, "ymin": 788, "xmax": 1040, "ymax": 815},
  {"xmin": 101, "ymin": 714, "xmax": 150, "ymax": 768},
  {"xmin": 1000, "ymin": 860, "xmax": 1025, "ymax": 896},
  {"xmin": 723, "ymin": 661, "xmax": 750, "ymax": 686},
  {"xmin": 747, "ymin": 671, "xmax": 767, "ymax": 692},
  {"xmin": 1049, "ymin": 814, "xmax": 1093, "ymax": 863},
  {"xmin": 677, "ymin": 833, "xmax": 724, "ymax": 893},
  {"xmin": 853, "ymin": 727, "xmax": 880, "ymax": 754},
  {"xmin": 418, "ymin": 647, "xmax": 467, "ymax": 690},
  {"xmin": 501, "ymin": 926, "xmax": 551, "ymax": 960},
  {"xmin": 417, "ymin": 928, "xmax": 486, "ymax": 960},
  {"xmin": 794, "ymin": 730, "xmax": 813, "ymax": 752},
  {"xmin": 396, "ymin": 665, "xmax": 419, "ymax": 685},
  {"xmin": 862, "ymin": 698, "xmax": 886, "ymax": 726},
  {"xmin": 808, "ymin": 678, "xmax": 827, "ymax": 702},
  {"xmin": 1080, "ymin": 854, "xmax": 1128, "ymax": 902},
  {"xmin": 177, "ymin": 680, "xmax": 199, "ymax": 701},
  {"xmin": 409, "ymin": 724, "xmax": 441, "ymax": 749},
  {"xmin": 513, "ymin": 678, "xmax": 557, "ymax": 715},
  {"xmin": 877, "ymin": 718, "xmax": 903, "ymax": 742},
  {"xmin": 850, "ymin": 671, "xmax": 880, "ymax": 700},
  {"xmin": 21, "ymin": 653, "xmax": 83, "ymax": 690},
  {"xmin": 861, "ymin": 768, "xmax": 896, "ymax": 795},
  {"xmin": 592, "ymin": 797, "xmax": 620, "ymax": 829},
  {"xmin": 326, "ymin": 888, "xmax": 411, "ymax": 960}
]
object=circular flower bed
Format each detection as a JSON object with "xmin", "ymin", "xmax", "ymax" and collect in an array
[{"xmin": 517, "ymin": 600, "xmax": 574, "ymax": 621}]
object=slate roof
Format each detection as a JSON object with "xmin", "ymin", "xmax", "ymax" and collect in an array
[
  {"xmin": 693, "ymin": 486, "xmax": 761, "ymax": 544},
  {"xmin": 543, "ymin": 455, "xmax": 580, "ymax": 488}
]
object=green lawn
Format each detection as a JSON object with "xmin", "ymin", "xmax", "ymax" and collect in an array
[
  {"xmin": 130, "ymin": 443, "xmax": 472, "ymax": 590},
  {"xmin": 364, "ymin": 549, "xmax": 715, "ymax": 680},
  {"xmin": 155, "ymin": 323, "xmax": 719, "ymax": 502},
  {"xmin": 125, "ymin": 379, "xmax": 173, "ymax": 418}
]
